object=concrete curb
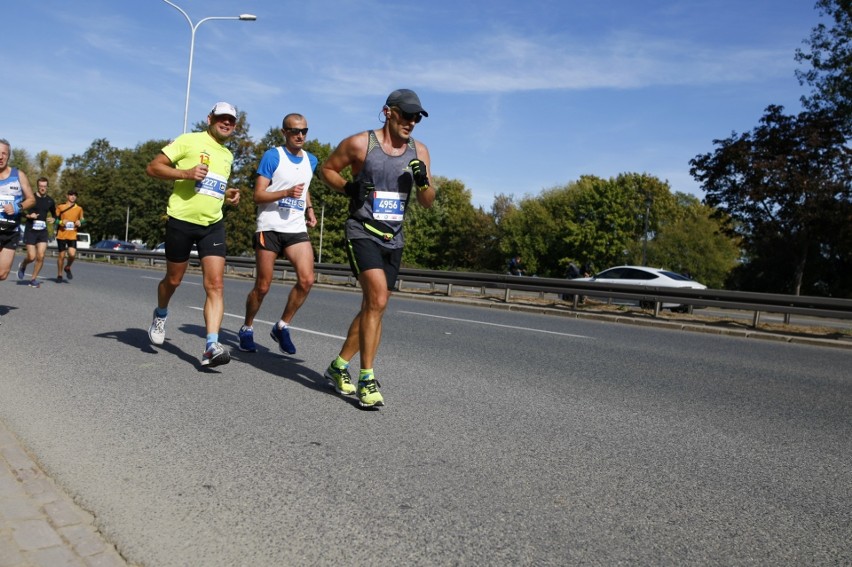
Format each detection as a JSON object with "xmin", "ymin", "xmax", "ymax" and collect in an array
[{"xmin": 0, "ymin": 421, "xmax": 135, "ymax": 567}]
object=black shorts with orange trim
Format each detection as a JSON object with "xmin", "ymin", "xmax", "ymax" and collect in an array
[{"xmin": 253, "ymin": 231, "xmax": 310, "ymax": 256}]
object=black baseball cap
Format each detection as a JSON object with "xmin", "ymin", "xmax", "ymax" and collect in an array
[{"xmin": 385, "ymin": 89, "xmax": 428, "ymax": 117}]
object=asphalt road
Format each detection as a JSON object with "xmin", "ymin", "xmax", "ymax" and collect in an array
[{"xmin": 1, "ymin": 261, "xmax": 850, "ymax": 566}]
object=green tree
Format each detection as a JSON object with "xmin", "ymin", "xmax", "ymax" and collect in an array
[
  {"xmin": 403, "ymin": 177, "xmax": 496, "ymax": 270},
  {"xmin": 647, "ymin": 193, "xmax": 740, "ymax": 288},
  {"xmin": 689, "ymin": 105, "xmax": 852, "ymax": 296},
  {"xmin": 119, "ymin": 140, "xmax": 173, "ymax": 247},
  {"xmin": 8, "ymin": 147, "xmax": 34, "ymax": 176},
  {"xmin": 555, "ymin": 174, "xmax": 666, "ymax": 275},
  {"xmin": 498, "ymin": 195, "xmax": 558, "ymax": 276},
  {"xmin": 614, "ymin": 173, "xmax": 678, "ymax": 268},
  {"xmin": 33, "ymin": 151, "xmax": 65, "ymax": 193},
  {"xmin": 301, "ymin": 139, "xmax": 343, "ymax": 264},
  {"xmin": 795, "ymin": 0, "xmax": 852, "ymax": 126},
  {"xmin": 10, "ymin": 149, "xmax": 64, "ymax": 193},
  {"xmin": 493, "ymin": 173, "xmax": 729, "ymax": 280},
  {"xmin": 61, "ymin": 139, "xmax": 123, "ymax": 242}
]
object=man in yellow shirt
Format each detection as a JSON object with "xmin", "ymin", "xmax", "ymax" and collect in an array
[{"xmin": 145, "ymin": 102, "xmax": 241, "ymax": 368}]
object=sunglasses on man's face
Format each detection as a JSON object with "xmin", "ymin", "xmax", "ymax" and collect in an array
[
  {"xmin": 284, "ymin": 128, "xmax": 309, "ymax": 136},
  {"xmin": 393, "ymin": 107, "xmax": 422, "ymax": 124}
]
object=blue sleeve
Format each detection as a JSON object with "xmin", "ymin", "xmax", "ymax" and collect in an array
[
  {"xmin": 307, "ymin": 152, "xmax": 318, "ymax": 173},
  {"xmin": 256, "ymin": 148, "xmax": 280, "ymax": 180}
]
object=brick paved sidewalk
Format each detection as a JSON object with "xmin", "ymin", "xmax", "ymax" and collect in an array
[{"xmin": 0, "ymin": 421, "xmax": 134, "ymax": 567}]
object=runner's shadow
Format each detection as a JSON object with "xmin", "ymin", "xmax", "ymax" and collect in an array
[
  {"xmin": 94, "ymin": 327, "xmax": 157, "ymax": 350},
  {"xmin": 217, "ymin": 327, "xmax": 363, "ymax": 407},
  {"xmin": 94, "ymin": 327, "xmax": 214, "ymax": 371},
  {"xmin": 0, "ymin": 304, "xmax": 14, "ymax": 326}
]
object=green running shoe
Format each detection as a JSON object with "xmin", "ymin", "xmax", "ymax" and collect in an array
[
  {"xmin": 357, "ymin": 378, "xmax": 384, "ymax": 408},
  {"xmin": 324, "ymin": 363, "xmax": 356, "ymax": 396}
]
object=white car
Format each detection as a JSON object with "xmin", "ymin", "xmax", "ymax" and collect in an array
[
  {"xmin": 46, "ymin": 232, "xmax": 90, "ymax": 249},
  {"xmin": 153, "ymin": 242, "xmax": 198, "ymax": 256},
  {"xmin": 575, "ymin": 265, "xmax": 706, "ymax": 311},
  {"xmin": 76, "ymin": 232, "xmax": 91, "ymax": 249}
]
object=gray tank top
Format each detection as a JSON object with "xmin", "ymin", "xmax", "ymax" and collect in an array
[{"xmin": 345, "ymin": 130, "xmax": 418, "ymax": 248}]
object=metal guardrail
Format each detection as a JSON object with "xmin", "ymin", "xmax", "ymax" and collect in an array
[{"xmin": 79, "ymin": 249, "xmax": 852, "ymax": 327}]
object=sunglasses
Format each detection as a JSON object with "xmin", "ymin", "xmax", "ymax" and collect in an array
[
  {"xmin": 284, "ymin": 128, "xmax": 309, "ymax": 136},
  {"xmin": 393, "ymin": 107, "xmax": 422, "ymax": 124}
]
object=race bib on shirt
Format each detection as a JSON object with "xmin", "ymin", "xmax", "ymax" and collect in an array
[
  {"xmin": 277, "ymin": 197, "xmax": 305, "ymax": 211},
  {"xmin": 33, "ymin": 220, "xmax": 46, "ymax": 230},
  {"xmin": 0, "ymin": 196, "xmax": 15, "ymax": 223},
  {"xmin": 372, "ymin": 191, "xmax": 405, "ymax": 221},
  {"xmin": 195, "ymin": 172, "xmax": 227, "ymax": 199},
  {"xmin": 65, "ymin": 221, "xmax": 75, "ymax": 230}
]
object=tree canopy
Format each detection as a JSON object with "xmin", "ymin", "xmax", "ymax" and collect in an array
[
  {"xmin": 690, "ymin": 0, "xmax": 852, "ymax": 297},
  {"xmin": 795, "ymin": 0, "xmax": 852, "ymax": 126}
]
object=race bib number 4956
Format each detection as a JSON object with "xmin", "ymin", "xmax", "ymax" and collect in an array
[{"xmin": 372, "ymin": 191, "xmax": 405, "ymax": 221}]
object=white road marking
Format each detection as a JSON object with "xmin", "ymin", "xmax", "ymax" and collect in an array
[
  {"xmin": 141, "ymin": 276, "xmax": 201, "ymax": 286},
  {"xmin": 188, "ymin": 307, "xmax": 347, "ymax": 340},
  {"xmin": 398, "ymin": 311, "xmax": 594, "ymax": 339}
]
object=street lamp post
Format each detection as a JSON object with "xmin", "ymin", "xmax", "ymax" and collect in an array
[
  {"xmin": 161, "ymin": 0, "xmax": 256, "ymax": 133},
  {"xmin": 642, "ymin": 195, "xmax": 652, "ymax": 266},
  {"xmin": 318, "ymin": 204, "xmax": 325, "ymax": 263}
]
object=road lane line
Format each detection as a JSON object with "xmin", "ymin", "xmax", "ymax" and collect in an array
[
  {"xmin": 141, "ymin": 275, "xmax": 201, "ymax": 286},
  {"xmin": 188, "ymin": 307, "xmax": 347, "ymax": 341},
  {"xmin": 398, "ymin": 310, "xmax": 594, "ymax": 339}
]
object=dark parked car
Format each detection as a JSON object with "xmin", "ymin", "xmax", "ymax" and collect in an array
[{"xmin": 93, "ymin": 239, "xmax": 138, "ymax": 251}]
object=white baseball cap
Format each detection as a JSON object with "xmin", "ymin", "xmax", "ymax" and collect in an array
[{"xmin": 210, "ymin": 102, "xmax": 237, "ymax": 118}]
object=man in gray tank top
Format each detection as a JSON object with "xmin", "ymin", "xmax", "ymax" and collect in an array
[{"xmin": 320, "ymin": 89, "xmax": 435, "ymax": 408}]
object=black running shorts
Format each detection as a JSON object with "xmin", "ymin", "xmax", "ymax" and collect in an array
[
  {"xmin": 253, "ymin": 231, "xmax": 310, "ymax": 256},
  {"xmin": 346, "ymin": 237, "xmax": 403, "ymax": 291},
  {"xmin": 165, "ymin": 217, "xmax": 226, "ymax": 262}
]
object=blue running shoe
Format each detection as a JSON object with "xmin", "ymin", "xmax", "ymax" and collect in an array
[
  {"xmin": 17, "ymin": 263, "xmax": 25, "ymax": 281},
  {"xmin": 270, "ymin": 324, "xmax": 296, "ymax": 355},
  {"xmin": 238, "ymin": 326, "xmax": 257, "ymax": 353},
  {"xmin": 29, "ymin": 279, "xmax": 40, "ymax": 288}
]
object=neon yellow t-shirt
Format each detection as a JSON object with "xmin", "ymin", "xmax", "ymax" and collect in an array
[{"xmin": 162, "ymin": 131, "xmax": 234, "ymax": 226}]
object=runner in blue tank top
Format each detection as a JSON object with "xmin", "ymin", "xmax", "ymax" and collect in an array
[{"xmin": 320, "ymin": 89, "xmax": 435, "ymax": 408}]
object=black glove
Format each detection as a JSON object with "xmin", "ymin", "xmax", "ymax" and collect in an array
[
  {"xmin": 343, "ymin": 180, "xmax": 374, "ymax": 202},
  {"xmin": 409, "ymin": 159, "xmax": 429, "ymax": 190}
]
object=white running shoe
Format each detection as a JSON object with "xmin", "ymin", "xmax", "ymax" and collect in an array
[
  {"xmin": 148, "ymin": 309, "xmax": 167, "ymax": 345},
  {"xmin": 201, "ymin": 342, "xmax": 230, "ymax": 367}
]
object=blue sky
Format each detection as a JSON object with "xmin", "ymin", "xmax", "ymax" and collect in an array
[{"xmin": 4, "ymin": 1, "xmax": 819, "ymax": 208}]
